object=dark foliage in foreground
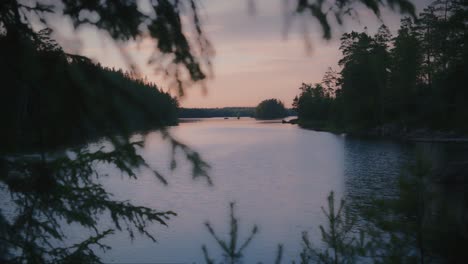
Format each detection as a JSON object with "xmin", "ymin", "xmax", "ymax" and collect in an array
[
  {"xmin": 300, "ymin": 191, "xmax": 367, "ymax": 264},
  {"xmin": 201, "ymin": 202, "xmax": 284, "ymax": 264},
  {"xmin": 202, "ymin": 202, "xmax": 259, "ymax": 264},
  {"xmin": 0, "ymin": 142, "xmax": 179, "ymax": 263},
  {"xmin": 1, "ymin": 0, "xmax": 213, "ymax": 91},
  {"xmin": 0, "ymin": 1, "xmax": 210, "ymax": 262},
  {"xmin": 0, "ymin": 0, "xmax": 419, "ymax": 262},
  {"xmin": 0, "ymin": 29, "xmax": 208, "ymax": 257}
]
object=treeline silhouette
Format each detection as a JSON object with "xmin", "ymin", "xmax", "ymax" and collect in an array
[
  {"xmin": 0, "ymin": 27, "xmax": 207, "ymax": 263},
  {"xmin": 255, "ymin": 99, "xmax": 289, "ymax": 119},
  {"xmin": 0, "ymin": 0, "xmax": 420, "ymax": 262},
  {"xmin": 0, "ymin": 29, "xmax": 178, "ymax": 152},
  {"xmin": 179, "ymin": 107, "xmax": 255, "ymax": 118},
  {"xmin": 179, "ymin": 106, "xmax": 295, "ymax": 119},
  {"xmin": 294, "ymin": 0, "xmax": 467, "ymax": 136}
]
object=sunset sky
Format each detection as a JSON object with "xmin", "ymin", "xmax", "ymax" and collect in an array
[{"xmin": 51, "ymin": 0, "xmax": 431, "ymax": 108}]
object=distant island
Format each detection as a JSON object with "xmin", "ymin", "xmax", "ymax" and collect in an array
[{"xmin": 254, "ymin": 99, "xmax": 288, "ymax": 120}]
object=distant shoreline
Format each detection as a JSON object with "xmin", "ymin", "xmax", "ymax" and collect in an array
[
  {"xmin": 178, "ymin": 107, "xmax": 296, "ymax": 119},
  {"xmin": 293, "ymin": 119, "xmax": 468, "ymax": 143}
]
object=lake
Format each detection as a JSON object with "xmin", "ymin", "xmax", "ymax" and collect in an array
[{"xmin": 86, "ymin": 118, "xmax": 461, "ymax": 263}]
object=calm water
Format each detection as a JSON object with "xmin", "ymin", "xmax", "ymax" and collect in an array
[{"xmin": 78, "ymin": 118, "xmax": 456, "ymax": 263}]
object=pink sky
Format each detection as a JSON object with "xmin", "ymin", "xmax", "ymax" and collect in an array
[{"xmin": 50, "ymin": 0, "xmax": 431, "ymax": 108}]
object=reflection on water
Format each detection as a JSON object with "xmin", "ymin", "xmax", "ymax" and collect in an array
[
  {"xmin": 2, "ymin": 118, "xmax": 465, "ymax": 262},
  {"xmin": 343, "ymin": 138, "xmax": 412, "ymax": 215},
  {"xmin": 82, "ymin": 118, "xmax": 465, "ymax": 263},
  {"xmin": 97, "ymin": 118, "xmax": 345, "ymax": 263}
]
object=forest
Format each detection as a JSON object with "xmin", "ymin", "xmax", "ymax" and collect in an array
[
  {"xmin": 0, "ymin": 29, "xmax": 179, "ymax": 152},
  {"xmin": 293, "ymin": 0, "xmax": 467, "ymax": 137},
  {"xmin": 255, "ymin": 99, "xmax": 289, "ymax": 119}
]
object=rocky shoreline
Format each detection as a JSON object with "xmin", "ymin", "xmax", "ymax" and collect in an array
[
  {"xmin": 354, "ymin": 124, "xmax": 468, "ymax": 143},
  {"xmin": 285, "ymin": 119, "xmax": 468, "ymax": 143},
  {"xmin": 285, "ymin": 119, "xmax": 468, "ymax": 185}
]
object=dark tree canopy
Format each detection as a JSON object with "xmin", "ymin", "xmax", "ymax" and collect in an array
[
  {"xmin": 0, "ymin": 0, "xmax": 420, "ymax": 262},
  {"xmin": 0, "ymin": 29, "xmax": 179, "ymax": 152},
  {"xmin": 0, "ymin": 0, "xmax": 214, "ymax": 94},
  {"xmin": 255, "ymin": 99, "xmax": 288, "ymax": 119},
  {"xmin": 293, "ymin": 83, "xmax": 333, "ymax": 122},
  {"xmin": 0, "ymin": 3, "xmax": 211, "ymax": 262},
  {"xmin": 0, "ymin": 0, "xmax": 416, "ymax": 92},
  {"xmin": 294, "ymin": 0, "xmax": 468, "ymax": 135}
]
